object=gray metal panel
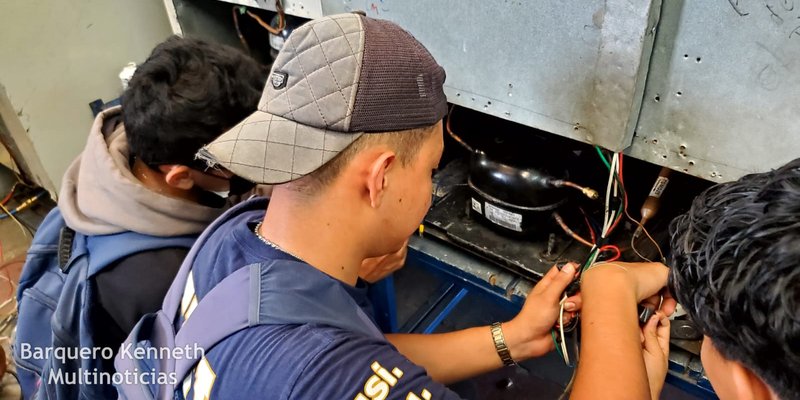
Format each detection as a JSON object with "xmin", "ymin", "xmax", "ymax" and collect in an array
[
  {"xmin": 322, "ymin": 0, "xmax": 661, "ymax": 151},
  {"xmin": 217, "ymin": 0, "xmax": 323, "ymax": 19},
  {"xmin": 632, "ymin": 0, "xmax": 800, "ymax": 182}
]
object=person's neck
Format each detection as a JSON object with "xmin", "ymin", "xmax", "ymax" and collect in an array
[
  {"xmin": 131, "ymin": 158, "xmax": 199, "ymax": 203},
  {"xmin": 259, "ymin": 186, "xmax": 366, "ymax": 286}
]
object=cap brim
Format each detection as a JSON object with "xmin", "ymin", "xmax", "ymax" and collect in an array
[{"xmin": 199, "ymin": 110, "xmax": 363, "ymax": 184}]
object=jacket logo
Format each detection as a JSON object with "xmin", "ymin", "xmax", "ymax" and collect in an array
[{"xmin": 271, "ymin": 71, "xmax": 288, "ymax": 89}]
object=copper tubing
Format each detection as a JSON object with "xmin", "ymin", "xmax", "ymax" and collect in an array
[{"xmin": 553, "ymin": 212, "xmax": 594, "ymax": 248}]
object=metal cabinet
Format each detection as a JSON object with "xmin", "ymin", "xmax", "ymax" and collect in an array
[{"xmin": 167, "ymin": 0, "xmax": 800, "ymax": 181}]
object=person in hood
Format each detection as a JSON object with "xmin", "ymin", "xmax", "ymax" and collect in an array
[{"xmin": 57, "ymin": 36, "xmax": 266, "ymax": 357}]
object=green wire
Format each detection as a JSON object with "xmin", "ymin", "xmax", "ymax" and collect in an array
[
  {"xmin": 552, "ymin": 330, "xmax": 565, "ymax": 361},
  {"xmin": 594, "ymin": 146, "xmax": 611, "ymax": 170}
]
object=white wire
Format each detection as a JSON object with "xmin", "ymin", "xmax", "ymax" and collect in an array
[
  {"xmin": 559, "ymin": 294, "xmax": 570, "ymax": 365},
  {"xmin": 559, "ymin": 151, "xmax": 621, "ymax": 366},
  {"xmin": 601, "ymin": 154, "xmax": 619, "ymax": 239},
  {"xmin": 0, "ymin": 202, "xmax": 30, "ymax": 239}
]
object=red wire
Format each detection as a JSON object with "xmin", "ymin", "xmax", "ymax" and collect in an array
[
  {"xmin": 607, "ymin": 153, "xmax": 627, "ymax": 233},
  {"xmin": 1, "ymin": 185, "xmax": 15, "ymax": 205},
  {"xmin": 580, "ymin": 208, "xmax": 597, "ymax": 244},
  {"xmin": 599, "ymin": 245, "xmax": 621, "ymax": 262}
]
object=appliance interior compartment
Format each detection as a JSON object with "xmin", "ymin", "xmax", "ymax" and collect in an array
[{"xmin": 168, "ymin": 0, "xmax": 800, "ymax": 182}]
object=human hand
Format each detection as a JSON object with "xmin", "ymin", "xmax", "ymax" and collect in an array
[
  {"xmin": 582, "ymin": 262, "xmax": 673, "ymax": 313},
  {"xmin": 359, "ymin": 239, "xmax": 409, "ymax": 283},
  {"xmin": 642, "ymin": 312, "xmax": 671, "ymax": 400},
  {"xmin": 503, "ymin": 263, "xmax": 581, "ymax": 361}
]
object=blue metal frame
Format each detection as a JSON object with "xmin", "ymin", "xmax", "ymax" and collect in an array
[
  {"xmin": 372, "ymin": 236, "xmax": 718, "ymax": 399},
  {"xmin": 367, "ymin": 276, "xmax": 399, "ymax": 333}
]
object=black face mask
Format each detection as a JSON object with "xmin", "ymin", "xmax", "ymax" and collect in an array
[{"xmin": 228, "ymin": 175, "xmax": 257, "ymax": 196}]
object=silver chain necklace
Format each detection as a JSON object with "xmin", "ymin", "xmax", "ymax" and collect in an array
[{"xmin": 253, "ymin": 221, "xmax": 306, "ymax": 262}]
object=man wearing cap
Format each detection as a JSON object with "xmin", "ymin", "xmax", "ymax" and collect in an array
[{"xmin": 179, "ymin": 13, "xmax": 589, "ymax": 399}]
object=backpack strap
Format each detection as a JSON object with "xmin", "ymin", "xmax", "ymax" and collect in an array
[
  {"xmin": 173, "ymin": 264, "xmax": 253, "ymax": 381},
  {"xmin": 171, "ymin": 259, "xmax": 385, "ymax": 382},
  {"xmin": 114, "ymin": 264, "xmax": 253, "ymax": 400},
  {"xmin": 85, "ymin": 232, "xmax": 196, "ymax": 278},
  {"xmin": 162, "ymin": 198, "xmax": 269, "ymax": 323}
]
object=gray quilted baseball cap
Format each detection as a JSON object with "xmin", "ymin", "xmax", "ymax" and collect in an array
[{"xmin": 197, "ymin": 13, "xmax": 447, "ymax": 184}]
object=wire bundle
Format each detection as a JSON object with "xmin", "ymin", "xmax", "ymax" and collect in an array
[
  {"xmin": 552, "ymin": 147, "xmax": 667, "ymax": 392},
  {"xmin": 552, "ymin": 150, "xmax": 625, "ymax": 365}
]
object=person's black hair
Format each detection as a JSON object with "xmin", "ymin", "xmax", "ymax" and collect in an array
[
  {"xmin": 122, "ymin": 36, "xmax": 266, "ymax": 168},
  {"xmin": 669, "ymin": 158, "xmax": 800, "ymax": 399}
]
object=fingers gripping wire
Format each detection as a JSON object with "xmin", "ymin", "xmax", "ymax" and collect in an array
[{"xmin": 553, "ymin": 151, "xmax": 626, "ymax": 367}]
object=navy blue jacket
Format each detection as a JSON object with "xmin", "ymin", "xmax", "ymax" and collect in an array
[{"xmin": 178, "ymin": 205, "xmax": 461, "ymax": 399}]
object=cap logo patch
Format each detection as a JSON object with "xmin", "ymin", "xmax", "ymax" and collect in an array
[{"xmin": 271, "ymin": 71, "xmax": 288, "ymax": 89}]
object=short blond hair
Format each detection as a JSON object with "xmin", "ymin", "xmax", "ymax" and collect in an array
[{"xmin": 290, "ymin": 124, "xmax": 438, "ymax": 194}]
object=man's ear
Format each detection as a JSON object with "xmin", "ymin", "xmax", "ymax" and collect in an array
[
  {"xmin": 160, "ymin": 165, "xmax": 195, "ymax": 190},
  {"xmin": 365, "ymin": 152, "xmax": 396, "ymax": 208},
  {"xmin": 730, "ymin": 361, "xmax": 774, "ymax": 400}
]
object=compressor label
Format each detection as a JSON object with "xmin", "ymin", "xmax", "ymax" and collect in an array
[
  {"xmin": 471, "ymin": 198, "xmax": 483, "ymax": 214},
  {"xmin": 649, "ymin": 176, "xmax": 670, "ymax": 198},
  {"xmin": 484, "ymin": 203, "xmax": 522, "ymax": 232}
]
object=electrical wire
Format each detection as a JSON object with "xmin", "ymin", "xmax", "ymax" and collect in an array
[
  {"xmin": 553, "ymin": 212, "xmax": 594, "ymax": 248},
  {"xmin": 0, "ymin": 202, "xmax": 29, "ymax": 239},
  {"xmin": 557, "ymin": 333, "xmax": 580, "ymax": 400},
  {"xmin": 626, "ymin": 215, "xmax": 665, "ymax": 262},
  {"xmin": 580, "ymin": 208, "xmax": 597, "ymax": 244},
  {"xmin": 601, "ymin": 153, "xmax": 618, "ymax": 238},
  {"xmin": 1, "ymin": 183, "xmax": 18, "ymax": 206},
  {"xmin": 0, "ymin": 190, "xmax": 46, "ymax": 221},
  {"xmin": 599, "ymin": 245, "xmax": 621, "ymax": 262},
  {"xmin": 595, "ymin": 147, "xmax": 626, "ymax": 235},
  {"xmin": 551, "ymin": 330, "xmax": 564, "ymax": 361},
  {"xmin": 607, "ymin": 153, "xmax": 626, "ymax": 233},
  {"xmin": 232, "ymin": 6, "xmax": 251, "ymax": 52},
  {"xmin": 595, "ymin": 146, "xmax": 611, "ymax": 170},
  {"xmin": 553, "ymin": 149, "xmax": 626, "ymax": 367},
  {"xmin": 593, "ymin": 149, "xmax": 664, "ymax": 261},
  {"xmin": 246, "ymin": 0, "xmax": 286, "ymax": 36},
  {"xmin": 559, "ymin": 294, "xmax": 569, "ymax": 365}
]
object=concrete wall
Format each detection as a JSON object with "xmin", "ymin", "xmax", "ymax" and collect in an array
[{"xmin": 0, "ymin": 0, "xmax": 173, "ymax": 192}]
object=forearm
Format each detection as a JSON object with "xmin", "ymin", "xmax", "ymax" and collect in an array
[
  {"xmin": 572, "ymin": 273, "xmax": 651, "ymax": 399},
  {"xmin": 387, "ymin": 323, "xmax": 528, "ymax": 384}
]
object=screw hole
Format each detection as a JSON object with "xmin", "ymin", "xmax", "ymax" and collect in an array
[
  {"xmin": 662, "ymin": 154, "xmax": 668, "ymax": 159},
  {"xmin": 654, "ymin": 95, "xmax": 661, "ymax": 102},
  {"xmin": 652, "ymin": 139, "xmax": 659, "ymax": 144},
  {"xmin": 696, "ymin": 57, "xmax": 702, "ymax": 63},
  {"xmin": 689, "ymin": 160, "xmax": 695, "ymax": 166},
  {"xmin": 680, "ymin": 145, "xmax": 687, "ymax": 150},
  {"xmin": 684, "ymin": 54, "xmax": 689, "ymax": 59},
  {"xmin": 677, "ymin": 91, "xmax": 683, "ymax": 96}
]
